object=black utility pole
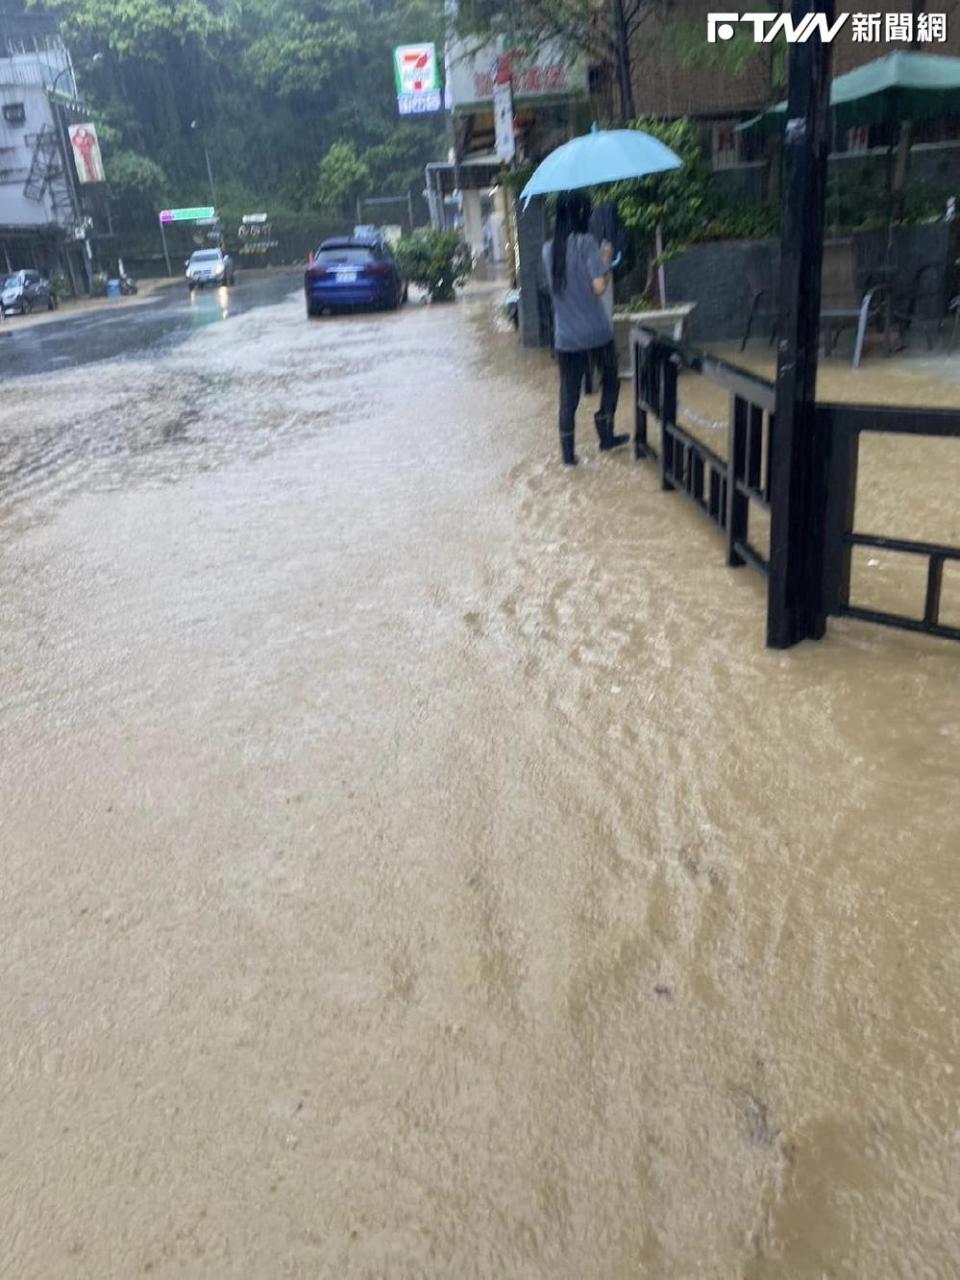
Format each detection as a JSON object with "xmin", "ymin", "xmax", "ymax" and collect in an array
[{"xmin": 766, "ymin": 0, "xmax": 834, "ymax": 648}]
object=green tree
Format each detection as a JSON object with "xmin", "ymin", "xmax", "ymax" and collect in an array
[
  {"xmin": 104, "ymin": 149, "xmax": 168, "ymax": 223},
  {"xmin": 315, "ymin": 141, "xmax": 370, "ymax": 216},
  {"xmin": 31, "ymin": 0, "xmax": 446, "ymax": 233},
  {"xmin": 612, "ymin": 118, "xmax": 712, "ymax": 248},
  {"xmin": 609, "ymin": 117, "xmax": 713, "ymax": 300}
]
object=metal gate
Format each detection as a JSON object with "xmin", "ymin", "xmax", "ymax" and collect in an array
[{"xmin": 633, "ymin": 325, "xmax": 960, "ymax": 646}]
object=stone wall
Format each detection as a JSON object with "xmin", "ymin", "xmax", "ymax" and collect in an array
[{"xmin": 664, "ymin": 239, "xmax": 779, "ymax": 343}]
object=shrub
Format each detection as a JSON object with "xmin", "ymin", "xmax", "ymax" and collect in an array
[
  {"xmin": 395, "ymin": 228, "xmax": 472, "ymax": 302},
  {"xmin": 90, "ymin": 272, "xmax": 108, "ymax": 297},
  {"xmin": 49, "ymin": 271, "xmax": 71, "ymax": 300},
  {"xmin": 694, "ymin": 201, "xmax": 780, "ymax": 243}
]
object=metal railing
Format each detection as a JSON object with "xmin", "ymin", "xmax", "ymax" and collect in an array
[
  {"xmin": 632, "ymin": 325, "xmax": 960, "ymax": 645},
  {"xmin": 820, "ymin": 404, "xmax": 960, "ymax": 643},
  {"xmin": 633, "ymin": 325, "xmax": 774, "ymax": 575}
]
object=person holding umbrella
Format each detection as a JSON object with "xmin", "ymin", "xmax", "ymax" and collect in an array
[
  {"xmin": 542, "ymin": 190, "xmax": 629, "ymax": 466},
  {"xmin": 522, "ymin": 124, "xmax": 683, "ymax": 467}
]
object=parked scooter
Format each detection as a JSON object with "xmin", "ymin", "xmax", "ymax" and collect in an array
[{"xmin": 115, "ymin": 258, "xmax": 138, "ymax": 296}]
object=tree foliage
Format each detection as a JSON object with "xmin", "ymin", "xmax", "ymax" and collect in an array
[
  {"xmin": 28, "ymin": 0, "xmax": 446, "ymax": 229},
  {"xmin": 610, "ymin": 116, "xmax": 779, "ymax": 300},
  {"xmin": 665, "ymin": 19, "xmax": 787, "ymax": 100},
  {"xmin": 104, "ymin": 149, "xmax": 168, "ymax": 208},
  {"xmin": 611, "ymin": 117, "xmax": 713, "ymax": 252},
  {"xmin": 315, "ymin": 141, "xmax": 370, "ymax": 215}
]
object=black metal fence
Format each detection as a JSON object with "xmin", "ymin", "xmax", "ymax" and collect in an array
[
  {"xmin": 633, "ymin": 326, "xmax": 774, "ymax": 577},
  {"xmin": 820, "ymin": 405, "xmax": 960, "ymax": 643},
  {"xmin": 632, "ymin": 325, "xmax": 960, "ymax": 645}
]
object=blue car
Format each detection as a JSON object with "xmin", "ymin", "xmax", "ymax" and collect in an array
[{"xmin": 305, "ymin": 237, "xmax": 407, "ymax": 317}]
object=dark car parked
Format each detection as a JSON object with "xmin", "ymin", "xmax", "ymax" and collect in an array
[
  {"xmin": 1, "ymin": 269, "xmax": 57, "ymax": 316},
  {"xmin": 304, "ymin": 237, "xmax": 406, "ymax": 317}
]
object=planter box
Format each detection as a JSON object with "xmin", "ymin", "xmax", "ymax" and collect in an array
[{"xmin": 613, "ymin": 303, "xmax": 696, "ymax": 375}]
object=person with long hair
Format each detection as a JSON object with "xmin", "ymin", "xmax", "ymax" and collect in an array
[{"xmin": 541, "ymin": 190, "xmax": 628, "ymax": 466}]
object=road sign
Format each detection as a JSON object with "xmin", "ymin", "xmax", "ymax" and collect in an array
[
  {"xmin": 394, "ymin": 43, "xmax": 441, "ymax": 115},
  {"xmin": 493, "ymin": 80, "xmax": 515, "ymax": 162},
  {"xmin": 158, "ymin": 206, "xmax": 216, "ymax": 224},
  {"xmin": 398, "ymin": 90, "xmax": 442, "ymax": 115},
  {"xmin": 394, "ymin": 43, "xmax": 440, "ymax": 94}
]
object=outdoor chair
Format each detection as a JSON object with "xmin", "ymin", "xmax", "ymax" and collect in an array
[
  {"xmin": 739, "ymin": 250, "xmax": 780, "ymax": 352},
  {"xmin": 948, "ymin": 293, "xmax": 960, "ymax": 347},
  {"xmin": 889, "ymin": 261, "xmax": 943, "ymax": 352},
  {"xmin": 943, "ymin": 258, "xmax": 960, "ymax": 347},
  {"xmin": 819, "ymin": 238, "xmax": 888, "ymax": 368}
]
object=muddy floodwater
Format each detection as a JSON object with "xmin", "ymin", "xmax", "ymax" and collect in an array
[{"xmin": 1, "ymin": 279, "xmax": 959, "ymax": 1278}]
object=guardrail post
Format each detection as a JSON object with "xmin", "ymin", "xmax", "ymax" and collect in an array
[
  {"xmin": 659, "ymin": 352, "xmax": 677, "ymax": 491},
  {"xmin": 634, "ymin": 334, "xmax": 648, "ymax": 459},
  {"xmin": 924, "ymin": 557, "xmax": 945, "ymax": 628},
  {"xmin": 821, "ymin": 413, "xmax": 859, "ymax": 613},
  {"xmin": 767, "ymin": 0, "xmax": 835, "ymax": 648},
  {"xmin": 727, "ymin": 394, "xmax": 748, "ymax": 566}
]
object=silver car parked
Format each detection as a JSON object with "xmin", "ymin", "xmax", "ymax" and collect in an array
[{"xmin": 1, "ymin": 269, "xmax": 58, "ymax": 316}]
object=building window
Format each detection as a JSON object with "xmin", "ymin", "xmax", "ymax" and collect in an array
[{"xmin": 3, "ymin": 103, "xmax": 26, "ymax": 126}]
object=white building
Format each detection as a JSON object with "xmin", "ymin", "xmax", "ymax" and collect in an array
[{"xmin": 0, "ymin": 13, "xmax": 96, "ymax": 291}]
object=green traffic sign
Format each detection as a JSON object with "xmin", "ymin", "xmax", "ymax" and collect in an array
[{"xmin": 158, "ymin": 206, "xmax": 216, "ymax": 224}]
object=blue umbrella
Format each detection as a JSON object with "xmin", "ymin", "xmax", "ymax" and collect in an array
[{"xmin": 519, "ymin": 124, "xmax": 683, "ymax": 208}]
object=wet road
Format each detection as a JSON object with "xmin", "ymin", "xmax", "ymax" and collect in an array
[
  {"xmin": 0, "ymin": 268, "xmax": 299, "ymax": 378},
  {"xmin": 1, "ymin": 279, "xmax": 959, "ymax": 1278}
]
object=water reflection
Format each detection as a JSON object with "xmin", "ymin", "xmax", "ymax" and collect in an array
[{"xmin": 188, "ymin": 283, "xmax": 231, "ymax": 325}]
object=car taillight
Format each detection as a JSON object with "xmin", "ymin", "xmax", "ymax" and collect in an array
[
  {"xmin": 307, "ymin": 265, "xmax": 328, "ymax": 278},
  {"xmin": 367, "ymin": 261, "xmax": 391, "ymax": 274}
]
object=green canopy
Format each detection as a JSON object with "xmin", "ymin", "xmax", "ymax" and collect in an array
[{"xmin": 736, "ymin": 51, "xmax": 960, "ymax": 137}]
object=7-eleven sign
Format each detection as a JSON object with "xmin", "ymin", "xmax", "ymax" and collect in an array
[{"xmin": 393, "ymin": 43, "xmax": 440, "ymax": 95}]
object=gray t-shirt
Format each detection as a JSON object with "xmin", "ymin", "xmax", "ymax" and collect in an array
[{"xmin": 542, "ymin": 232, "xmax": 613, "ymax": 353}]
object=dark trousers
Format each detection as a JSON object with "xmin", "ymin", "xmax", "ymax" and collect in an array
[{"xmin": 558, "ymin": 340, "xmax": 620, "ymax": 446}]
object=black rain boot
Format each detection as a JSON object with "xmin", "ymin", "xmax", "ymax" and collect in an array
[
  {"xmin": 561, "ymin": 433, "xmax": 578, "ymax": 466},
  {"xmin": 596, "ymin": 412, "xmax": 629, "ymax": 451}
]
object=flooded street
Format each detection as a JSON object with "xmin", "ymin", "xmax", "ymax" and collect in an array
[{"xmin": 1, "ymin": 276, "xmax": 959, "ymax": 1277}]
